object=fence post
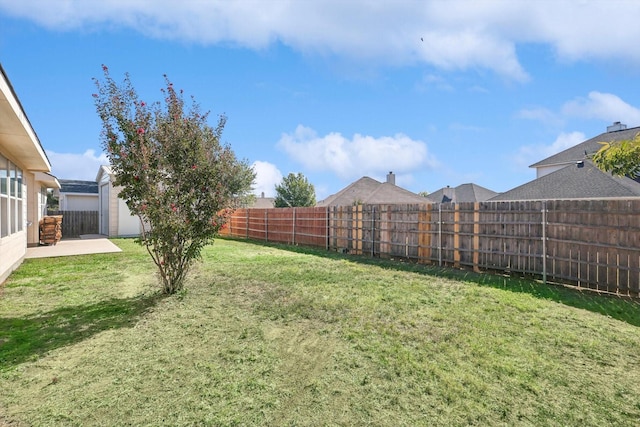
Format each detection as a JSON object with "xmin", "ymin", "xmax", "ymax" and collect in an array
[
  {"xmin": 264, "ymin": 210, "xmax": 268, "ymax": 242},
  {"xmin": 326, "ymin": 207, "xmax": 330, "ymax": 251},
  {"xmin": 453, "ymin": 204, "xmax": 460, "ymax": 267},
  {"xmin": 438, "ymin": 204, "xmax": 442, "ymax": 266},
  {"xmin": 371, "ymin": 205, "xmax": 375, "ymax": 257},
  {"xmin": 292, "ymin": 208, "xmax": 296, "ymax": 245},
  {"xmin": 473, "ymin": 202, "xmax": 480, "ymax": 272},
  {"xmin": 542, "ymin": 201, "xmax": 547, "ymax": 285}
]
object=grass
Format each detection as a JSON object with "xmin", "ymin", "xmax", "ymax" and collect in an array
[{"xmin": 1, "ymin": 238, "xmax": 640, "ymax": 426}]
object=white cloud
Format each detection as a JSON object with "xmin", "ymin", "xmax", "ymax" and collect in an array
[
  {"xmin": 47, "ymin": 149, "xmax": 108, "ymax": 181},
  {"xmin": 416, "ymin": 74, "xmax": 454, "ymax": 92},
  {"xmin": 277, "ymin": 125, "xmax": 437, "ymax": 180},
  {"xmin": 516, "ymin": 107, "xmax": 564, "ymax": 127},
  {"xmin": 4, "ymin": 1, "xmax": 640, "ymax": 81},
  {"xmin": 562, "ymin": 92, "xmax": 640, "ymax": 125},
  {"xmin": 511, "ymin": 131, "xmax": 585, "ymax": 169},
  {"xmin": 251, "ymin": 160, "xmax": 282, "ymax": 197}
]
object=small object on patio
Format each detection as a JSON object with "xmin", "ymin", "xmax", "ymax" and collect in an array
[{"xmin": 39, "ymin": 215, "xmax": 63, "ymax": 245}]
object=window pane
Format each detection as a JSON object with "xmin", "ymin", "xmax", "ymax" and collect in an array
[
  {"xmin": 0, "ymin": 154, "xmax": 7, "ymax": 196},
  {"xmin": 17, "ymin": 167, "xmax": 22, "ymax": 198},
  {"xmin": 17, "ymin": 199, "xmax": 23, "ymax": 232},
  {"xmin": 0, "ymin": 197, "xmax": 7, "ymax": 237},
  {"xmin": 9, "ymin": 164, "xmax": 16, "ymax": 197},
  {"xmin": 10, "ymin": 199, "xmax": 15, "ymax": 234}
]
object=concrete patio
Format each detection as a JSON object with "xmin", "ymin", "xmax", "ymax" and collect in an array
[{"xmin": 25, "ymin": 235, "xmax": 122, "ymax": 259}]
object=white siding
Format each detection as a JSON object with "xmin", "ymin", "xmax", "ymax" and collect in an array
[
  {"xmin": 61, "ymin": 194, "xmax": 99, "ymax": 211},
  {"xmin": 0, "ymin": 219, "xmax": 26, "ymax": 283},
  {"xmin": 99, "ymin": 182, "xmax": 109, "ymax": 235},
  {"xmin": 536, "ymin": 165, "xmax": 565, "ymax": 178},
  {"xmin": 117, "ymin": 198, "xmax": 140, "ymax": 236}
]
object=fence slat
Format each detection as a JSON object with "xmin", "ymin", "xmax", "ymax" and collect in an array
[{"xmin": 47, "ymin": 210, "xmax": 99, "ymax": 238}]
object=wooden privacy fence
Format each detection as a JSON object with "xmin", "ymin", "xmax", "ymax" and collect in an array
[
  {"xmin": 219, "ymin": 199, "xmax": 640, "ymax": 296},
  {"xmin": 224, "ymin": 207, "xmax": 328, "ymax": 248},
  {"xmin": 46, "ymin": 210, "xmax": 99, "ymax": 238}
]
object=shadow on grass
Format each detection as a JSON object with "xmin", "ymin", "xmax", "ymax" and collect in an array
[
  {"xmin": 0, "ymin": 293, "xmax": 163, "ymax": 370},
  {"xmin": 228, "ymin": 238, "xmax": 640, "ymax": 328}
]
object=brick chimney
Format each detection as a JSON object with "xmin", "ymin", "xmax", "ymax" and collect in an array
[{"xmin": 386, "ymin": 171, "xmax": 395, "ymax": 185}]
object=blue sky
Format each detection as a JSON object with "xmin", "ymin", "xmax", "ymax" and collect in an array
[{"xmin": 2, "ymin": 1, "xmax": 640, "ymax": 200}]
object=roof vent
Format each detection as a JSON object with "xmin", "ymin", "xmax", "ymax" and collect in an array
[{"xmin": 607, "ymin": 121, "xmax": 627, "ymax": 132}]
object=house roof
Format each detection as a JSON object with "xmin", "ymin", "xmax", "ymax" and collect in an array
[
  {"xmin": 59, "ymin": 179, "xmax": 99, "ymax": 194},
  {"xmin": 530, "ymin": 125, "xmax": 640, "ymax": 168},
  {"xmin": 490, "ymin": 160, "xmax": 640, "ymax": 201},
  {"xmin": 251, "ymin": 196, "xmax": 275, "ymax": 208},
  {"xmin": 316, "ymin": 176, "xmax": 428, "ymax": 207},
  {"xmin": 426, "ymin": 183, "xmax": 498, "ymax": 203},
  {"xmin": 96, "ymin": 165, "xmax": 113, "ymax": 182},
  {"xmin": 0, "ymin": 63, "xmax": 52, "ymax": 172}
]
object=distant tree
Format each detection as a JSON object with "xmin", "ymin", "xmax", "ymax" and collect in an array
[
  {"xmin": 93, "ymin": 65, "xmax": 255, "ymax": 294},
  {"xmin": 46, "ymin": 189, "xmax": 59, "ymax": 211},
  {"xmin": 274, "ymin": 173, "xmax": 316, "ymax": 207},
  {"xmin": 418, "ymin": 191, "xmax": 430, "ymax": 198},
  {"xmin": 592, "ymin": 133, "xmax": 640, "ymax": 177}
]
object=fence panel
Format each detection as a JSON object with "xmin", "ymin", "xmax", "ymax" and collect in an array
[
  {"xmin": 47, "ymin": 210, "xmax": 99, "ymax": 238},
  {"xmin": 545, "ymin": 199, "xmax": 640, "ymax": 295}
]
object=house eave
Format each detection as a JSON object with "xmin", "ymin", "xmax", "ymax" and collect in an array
[
  {"xmin": 34, "ymin": 171, "xmax": 61, "ymax": 189},
  {"xmin": 0, "ymin": 64, "xmax": 51, "ymax": 172}
]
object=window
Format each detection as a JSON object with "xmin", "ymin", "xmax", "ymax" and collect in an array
[{"xmin": 0, "ymin": 153, "xmax": 24, "ymax": 238}]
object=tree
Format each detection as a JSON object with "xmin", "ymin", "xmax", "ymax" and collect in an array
[
  {"xmin": 592, "ymin": 132, "xmax": 640, "ymax": 178},
  {"xmin": 274, "ymin": 173, "xmax": 316, "ymax": 207},
  {"xmin": 418, "ymin": 191, "xmax": 430, "ymax": 198},
  {"xmin": 93, "ymin": 65, "xmax": 255, "ymax": 294}
]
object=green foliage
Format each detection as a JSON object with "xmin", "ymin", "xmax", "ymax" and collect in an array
[
  {"xmin": 93, "ymin": 66, "xmax": 255, "ymax": 294},
  {"xmin": 592, "ymin": 132, "xmax": 640, "ymax": 177},
  {"xmin": 418, "ymin": 191, "xmax": 430, "ymax": 197},
  {"xmin": 46, "ymin": 189, "xmax": 59, "ymax": 211},
  {"xmin": 274, "ymin": 172, "xmax": 316, "ymax": 207}
]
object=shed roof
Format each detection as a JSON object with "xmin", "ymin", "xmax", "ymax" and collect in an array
[{"xmin": 59, "ymin": 179, "xmax": 99, "ymax": 194}]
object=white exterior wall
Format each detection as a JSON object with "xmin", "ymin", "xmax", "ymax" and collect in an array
[
  {"xmin": 536, "ymin": 165, "xmax": 565, "ymax": 178},
  {"xmin": 0, "ymin": 160, "xmax": 27, "ymax": 283},
  {"xmin": 61, "ymin": 193, "xmax": 99, "ymax": 211},
  {"xmin": 108, "ymin": 183, "xmax": 119, "ymax": 236},
  {"xmin": 99, "ymin": 182, "xmax": 109, "ymax": 236},
  {"xmin": 25, "ymin": 171, "xmax": 42, "ymax": 247},
  {"xmin": 117, "ymin": 197, "xmax": 141, "ymax": 236},
  {"xmin": 0, "ymin": 230, "xmax": 26, "ymax": 284}
]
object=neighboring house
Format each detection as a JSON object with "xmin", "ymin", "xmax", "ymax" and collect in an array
[
  {"xmin": 530, "ymin": 121, "xmax": 636, "ymax": 178},
  {"xmin": 492, "ymin": 122, "xmax": 640, "ymax": 201},
  {"xmin": 54, "ymin": 179, "xmax": 99, "ymax": 211},
  {"xmin": 426, "ymin": 183, "xmax": 498, "ymax": 204},
  {"xmin": 96, "ymin": 165, "xmax": 141, "ymax": 237},
  {"xmin": 0, "ymin": 63, "xmax": 60, "ymax": 283},
  {"xmin": 317, "ymin": 172, "xmax": 428, "ymax": 207},
  {"xmin": 249, "ymin": 192, "xmax": 275, "ymax": 208}
]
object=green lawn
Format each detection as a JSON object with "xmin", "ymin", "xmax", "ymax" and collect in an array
[{"xmin": 1, "ymin": 238, "xmax": 640, "ymax": 426}]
